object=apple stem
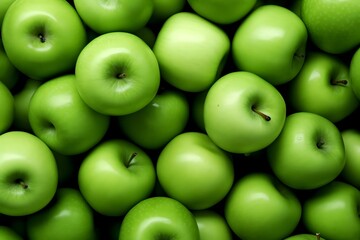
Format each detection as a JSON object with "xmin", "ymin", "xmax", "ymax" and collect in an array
[
  {"xmin": 252, "ymin": 107, "xmax": 271, "ymax": 121},
  {"xmin": 38, "ymin": 33, "xmax": 46, "ymax": 43},
  {"xmin": 331, "ymin": 79, "xmax": 348, "ymax": 86},
  {"xmin": 127, "ymin": 152, "xmax": 138, "ymax": 167},
  {"xmin": 117, "ymin": 73, "xmax": 126, "ymax": 79},
  {"xmin": 15, "ymin": 179, "xmax": 28, "ymax": 189},
  {"xmin": 316, "ymin": 233, "xmax": 321, "ymax": 240}
]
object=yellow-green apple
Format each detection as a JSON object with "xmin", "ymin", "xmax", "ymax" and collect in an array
[
  {"xmin": 153, "ymin": 12, "xmax": 230, "ymax": 92},
  {"xmin": 0, "ymin": 38, "xmax": 20, "ymax": 90},
  {"xmin": 73, "ymin": 0, "xmax": 153, "ymax": 34},
  {"xmin": 1, "ymin": 0, "xmax": 87, "ymax": 80},
  {"xmin": 149, "ymin": 0, "xmax": 186, "ymax": 24},
  {"xmin": 28, "ymin": 74, "xmax": 110, "ymax": 155},
  {"xmin": 204, "ymin": 71, "xmax": 286, "ymax": 154},
  {"xmin": 26, "ymin": 188, "xmax": 97, "ymax": 240},
  {"xmin": 284, "ymin": 233, "xmax": 325, "ymax": 240},
  {"xmin": 287, "ymin": 51, "xmax": 359, "ymax": 123},
  {"xmin": 0, "ymin": 81, "xmax": 14, "ymax": 134},
  {"xmin": 118, "ymin": 196, "xmax": 200, "ymax": 240},
  {"xmin": 0, "ymin": 225, "xmax": 22, "ymax": 240},
  {"xmin": 75, "ymin": 32, "xmax": 160, "ymax": 116},
  {"xmin": 156, "ymin": 132, "xmax": 234, "ymax": 210},
  {"xmin": 232, "ymin": 4, "xmax": 307, "ymax": 85},
  {"xmin": 78, "ymin": 139, "xmax": 156, "ymax": 216},
  {"xmin": 340, "ymin": 129, "xmax": 360, "ymax": 188},
  {"xmin": 267, "ymin": 112, "xmax": 345, "ymax": 190},
  {"xmin": 0, "ymin": 131, "xmax": 58, "ymax": 216},
  {"xmin": 224, "ymin": 172, "xmax": 302, "ymax": 240},
  {"xmin": 302, "ymin": 181, "xmax": 360, "ymax": 240}
]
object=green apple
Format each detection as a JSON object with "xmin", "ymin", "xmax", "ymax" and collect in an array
[
  {"xmin": 224, "ymin": 172, "xmax": 302, "ymax": 240},
  {"xmin": 300, "ymin": 0, "xmax": 360, "ymax": 54},
  {"xmin": 187, "ymin": 0, "xmax": 257, "ymax": 24},
  {"xmin": 134, "ymin": 27, "xmax": 157, "ymax": 48},
  {"xmin": 0, "ymin": 0, "xmax": 15, "ymax": 31},
  {"xmin": 0, "ymin": 38, "xmax": 20, "ymax": 90},
  {"xmin": 73, "ymin": 0, "xmax": 153, "ymax": 34},
  {"xmin": 28, "ymin": 74, "xmax": 110, "ymax": 156},
  {"xmin": 78, "ymin": 139, "xmax": 156, "ymax": 217},
  {"xmin": 1, "ymin": 0, "xmax": 87, "ymax": 80},
  {"xmin": 153, "ymin": 12, "xmax": 230, "ymax": 92},
  {"xmin": 232, "ymin": 4, "xmax": 307, "ymax": 85},
  {"xmin": 303, "ymin": 181, "xmax": 360, "ymax": 240},
  {"xmin": 0, "ymin": 225, "xmax": 22, "ymax": 240},
  {"xmin": 156, "ymin": 132, "xmax": 234, "ymax": 210},
  {"xmin": 75, "ymin": 31, "xmax": 160, "ymax": 116},
  {"xmin": 204, "ymin": 71, "xmax": 286, "ymax": 154},
  {"xmin": 284, "ymin": 233, "xmax": 325, "ymax": 240},
  {"xmin": 118, "ymin": 196, "xmax": 200, "ymax": 240},
  {"xmin": 0, "ymin": 81, "xmax": 14, "ymax": 134},
  {"xmin": 117, "ymin": 88, "xmax": 189, "ymax": 150},
  {"xmin": 26, "ymin": 188, "xmax": 97, "ymax": 240},
  {"xmin": 267, "ymin": 112, "xmax": 345, "ymax": 190},
  {"xmin": 287, "ymin": 51, "xmax": 359, "ymax": 123},
  {"xmin": 349, "ymin": 47, "xmax": 360, "ymax": 100},
  {"xmin": 149, "ymin": 0, "xmax": 186, "ymax": 24},
  {"xmin": 192, "ymin": 209, "xmax": 233, "ymax": 240},
  {"xmin": 340, "ymin": 129, "xmax": 360, "ymax": 189},
  {"xmin": 0, "ymin": 131, "xmax": 58, "ymax": 216}
]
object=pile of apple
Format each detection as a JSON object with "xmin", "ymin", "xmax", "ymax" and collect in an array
[{"xmin": 1, "ymin": 0, "xmax": 360, "ymax": 239}]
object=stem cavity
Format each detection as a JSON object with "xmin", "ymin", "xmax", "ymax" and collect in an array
[
  {"xmin": 252, "ymin": 106, "xmax": 271, "ymax": 121},
  {"xmin": 331, "ymin": 79, "xmax": 348, "ymax": 86}
]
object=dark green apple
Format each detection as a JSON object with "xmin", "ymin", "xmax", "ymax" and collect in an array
[
  {"xmin": 0, "ymin": 225, "xmax": 22, "ymax": 240},
  {"xmin": 0, "ymin": 81, "xmax": 14, "ymax": 134}
]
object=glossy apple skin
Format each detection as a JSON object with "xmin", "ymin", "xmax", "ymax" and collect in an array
[
  {"xmin": 73, "ymin": 0, "xmax": 153, "ymax": 34},
  {"xmin": 349, "ymin": 47, "xmax": 360, "ymax": 100},
  {"xmin": 26, "ymin": 188, "xmax": 96, "ymax": 240},
  {"xmin": 0, "ymin": 226, "xmax": 22, "ymax": 240},
  {"xmin": 28, "ymin": 74, "xmax": 110, "ymax": 156},
  {"xmin": 156, "ymin": 132, "xmax": 234, "ymax": 210},
  {"xmin": 75, "ymin": 32, "xmax": 160, "ymax": 116},
  {"xmin": 340, "ymin": 129, "xmax": 360, "ymax": 188},
  {"xmin": 267, "ymin": 112, "xmax": 345, "ymax": 190},
  {"xmin": 118, "ymin": 196, "xmax": 200, "ymax": 240},
  {"xmin": 0, "ymin": 0, "xmax": 15, "ymax": 29},
  {"xmin": 204, "ymin": 71, "xmax": 286, "ymax": 154},
  {"xmin": 300, "ymin": 0, "xmax": 360, "ymax": 54},
  {"xmin": 78, "ymin": 139, "xmax": 156, "ymax": 217},
  {"xmin": 0, "ymin": 131, "xmax": 58, "ymax": 216},
  {"xmin": 0, "ymin": 81, "xmax": 14, "ymax": 134},
  {"xmin": 1, "ymin": 0, "xmax": 87, "ymax": 80},
  {"xmin": 224, "ymin": 173, "xmax": 302, "ymax": 240},
  {"xmin": 117, "ymin": 88, "xmax": 189, "ymax": 150},
  {"xmin": 232, "ymin": 5, "xmax": 307, "ymax": 85},
  {"xmin": 303, "ymin": 181, "xmax": 360, "ymax": 240},
  {"xmin": 287, "ymin": 51, "xmax": 359, "ymax": 123},
  {"xmin": 153, "ymin": 12, "xmax": 230, "ymax": 92}
]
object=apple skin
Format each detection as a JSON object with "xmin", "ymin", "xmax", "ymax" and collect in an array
[
  {"xmin": 28, "ymin": 74, "xmax": 110, "ymax": 156},
  {"xmin": 300, "ymin": 0, "xmax": 360, "ymax": 54},
  {"xmin": 78, "ymin": 139, "xmax": 156, "ymax": 217},
  {"xmin": 117, "ymin": 88, "xmax": 190, "ymax": 150},
  {"xmin": 1, "ymin": 0, "xmax": 87, "ymax": 81},
  {"xmin": 0, "ymin": 131, "xmax": 58, "ymax": 216},
  {"xmin": 118, "ymin": 196, "xmax": 200, "ymax": 240},
  {"xmin": 204, "ymin": 71, "xmax": 286, "ymax": 154},
  {"xmin": 156, "ymin": 131, "xmax": 234, "ymax": 210},
  {"xmin": 73, "ymin": 0, "xmax": 153, "ymax": 34},
  {"xmin": 0, "ymin": 81, "xmax": 14, "ymax": 134},
  {"xmin": 192, "ymin": 209, "xmax": 233, "ymax": 240},
  {"xmin": 232, "ymin": 4, "xmax": 307, "ymax": 85},
  {"xmin": 284, "ymin": 233, "xmax": 325, "ymax": 240},
  {"xmin": 0, "ymin": 0, "xmax": 15, "ymax": 30},
  {"xmin": 0, "ymin": 225, "xmax": 22, "ymax": 240},
  {"xmin": 224, "ymin": 172, "xmax": 302, "ymax": 240},
  {"xmin": 287, "ymin": 51, "xmax": 359, "ymax": 123},
  {"xmin": 0, "ymin": 38, "xmax": 20, "ymax": 90},
  {"xmin": 75, "ymin": 32, "xmax": 160, "ymax": 116},
  {"xmin": 26, "ymin": 188, "xmax": 97, "ymax": 240},
  {"xmin": 302, "ymin": 181, "xmax": 360, "ymax": 240},
  {"xmin": 153, "ymin": 12, "xmax": 230, "ymax": 92},
  {"xmin": 187, "ymin": 0, "xmax": 257, "ymax": 24},
  {"xmin": 149, "ymin": 0, "xmax": 186, "ymax": 24},
  {"xmin": 267, "ymin": 112, "xmax": 345, "ymax": 190},
  {"xmin": 349, "ymin": 47, "xmax": 360, "ymax": 100}
]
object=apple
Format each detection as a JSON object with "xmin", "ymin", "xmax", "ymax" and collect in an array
[
  {"xmin": 0, "ymin": 81, "xmax": 14, "ymax": 134},
  {"xmin": 349, "ymin": 47, "xmax": 360, "ymax": 100},
  {"xmin": 187, "ymin": 0, "xmax": 257, "ymax": 24},
  {"xmin": 0, "ymin": 225, "xmax": 22, "ymax": 240},
  {"xmin": 28, "ymin": 74, "xmax": 110, "ymax": 156},
  {"xmin": 284, "ymin": 233, "xmax": 325, "ymax": 240},
  {"xmin": 0, "ymin": 0, "xmax": 15, "ymax": 31},
  {"xmin": 149, "ymin": 0, "xmax": 186, "ymax": 24},
  {"xmin": 224, "ymin": 172, "xmax": 302, "ymax": 240},
  {"xmin": 134, "ymin": 26, "xmax": 157, "ymax": 48},
  {"xmin": 192, "ymin": 209, "xmax": 233, "ymax": 240},
  {"xmin": 267, "ymin": 112, "xmax": 345, "ymax": 190},
  {"xmin": 1, "ymin": 0, "xmax": 87, "ymax": 81},
  {"xmin": 156, "ymin": 131, "xmax": 234, "ymax": 210},
  {"xmin": 75, "ymin": 31, "xmax": 160, "ymax": 116},
  {"xmin": 286, "ymin": 51, "xmax": 359, "ymax": 123},
  {"xmin": 232, "ymin": 4, "xmax": 308, "ymax": 85},
  {"xmin": 78, "ymin": 139, "xmax": 156, "ymax": 217},
  {"xmin": 302, "ymin": 181, "xmax": 360, "ymax": 240},
  {"xmin": 118, "ymin": 196, "xmax": 200, "ymax": 240},
  {"xmin": 204, "ymin": 71, "xmax": 286, "ymax": 154},
  {"xmin": 73, "ymin": 0, "xmax": 153, "ymax": 34},
  {"xmin": 300, "ymin": 0, "xmax": 360, "ymax": 54},
  {"xmin": 26, "ymin": 188, "xmax": 97, "ymax": 240},
  {"xmin": 153, "ymin": 12, "xmax": 230, "ymax": 92},
  {"xmin": 0, "ymin": 131, "xmax": 58, "ymax": 216},
  {"xmin": 0, "ymin": 38, "xmax": 20, "ymax": 90},
  {"xmin": 117, "ymin": 87, "xmax": 190, "ymax": 150}
]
